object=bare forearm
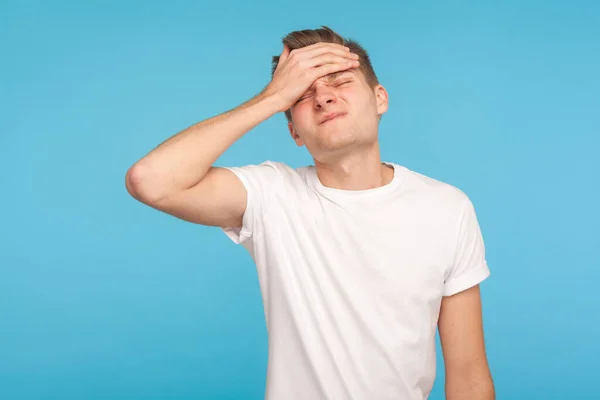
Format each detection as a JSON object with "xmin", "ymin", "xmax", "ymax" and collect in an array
[
  {"xmin": 446, "ymin": 373, "xmax": 495, "ymax": 400},
  {"xmin": 127, "ymin": 92, "xmax": 281, "ymax": 201}
]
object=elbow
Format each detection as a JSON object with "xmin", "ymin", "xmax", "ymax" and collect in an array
[
  {"xmin": 125, "ymin": 164, "xmax": 145, "ymax": 200},
  {"xmin": 125, "ymin": 163, "xmax": 164, "ymax": 204}
]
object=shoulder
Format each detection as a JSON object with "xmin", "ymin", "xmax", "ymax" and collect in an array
[
  {"xmin": 226, "ymin": 160, "xmax": 292, "ymax": 179},
  {"xmin": 227, "ymin": 160, "xmax": 311, "ymax": 189},
  {"xmin": 237, "ymin": 160, "xmax": 302, "ymax": 174},
  {"xmin": 397, "ymin": 164, "xmax": 473, "ymax": 214},
  {"xmin": 251, "ymin": 160, "xmax": 314, "ymax": 183}
]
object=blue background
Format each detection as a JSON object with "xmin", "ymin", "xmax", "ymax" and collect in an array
[{"xmin": 2, "ymin": 0, "xmax": 599, "ymax": 399}]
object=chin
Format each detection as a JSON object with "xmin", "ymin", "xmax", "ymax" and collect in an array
[{"xmin": 318, "ymin": 133, "xmax": 358, "ymax": 153}]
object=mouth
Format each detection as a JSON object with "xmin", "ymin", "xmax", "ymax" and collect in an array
[{"xmin": 319, "ymin": 112, "xmax": 347, "ymax": 125}]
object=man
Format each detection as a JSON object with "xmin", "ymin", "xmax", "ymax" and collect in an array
[{"xmin": 126, "ymin": 26, "xmax": 495, "ymax": 400}]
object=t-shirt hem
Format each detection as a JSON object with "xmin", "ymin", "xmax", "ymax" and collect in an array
[
  {"xmin": 219, "ymin": 167, "xmax": 254, "ymax": 244},
  {"xmin": 443, "ymin": 262, "xmax": 490, "ymax": 296},
  {"xmin": 221, "ymin": 226, "xmax": 252, "ymax": 244}
]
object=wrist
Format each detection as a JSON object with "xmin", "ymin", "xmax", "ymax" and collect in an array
[{"xmin": 256, "ymin": 89, "xmax": 287, "ymax": 114}]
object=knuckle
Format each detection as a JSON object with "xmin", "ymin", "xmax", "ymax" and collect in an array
[{"xmin": 297, "ymin": 59, "xmax": 308, "ymax": 68}]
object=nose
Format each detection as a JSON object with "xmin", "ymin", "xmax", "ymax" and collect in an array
[{"xmin": 314, "ymin": 86, "xmax": 336, "ymax": 110}]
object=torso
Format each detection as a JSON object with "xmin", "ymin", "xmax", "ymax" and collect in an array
[{"xmin": 243, "ymin": 162, "xmax": 462, "ymax": 399}]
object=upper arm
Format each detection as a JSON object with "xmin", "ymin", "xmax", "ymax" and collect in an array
[
  {"xmin": 438, "ymin": 285, "xmax": 494, "ymax": 395},
  {"xmin": 438, "ymin": 285, "xmax": 488, "ymax": 369},
  {"xmin": 133, "ymin": 166, "xmax": 248, "ymax": 228},
  {"xmin": 443, "ymin": 197, "xmax": 490, "ymax": 296}
]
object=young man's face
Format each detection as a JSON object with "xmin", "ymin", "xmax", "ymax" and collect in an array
[{"xmin": 288, "ymin": 68, "xmax": 388, "ymax": 161}]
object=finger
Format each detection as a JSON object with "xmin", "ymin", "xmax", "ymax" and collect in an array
[
  {"xmin": 308, "ymin": 53, "xmax": 360, "ymax": 69},
  {"xmin": 280, "ymin": 44, "xmax": 291, "ymax": 61},
  {"xmin": 302, "ymin": 47, "xmax": 358, "ymax": 64},
  {"xmin": 310, "ymin": 60, "xmax": 360, "ymax": 80},
  {"xmin": 294, "ymin": 42, "xmax": 350, "ymax": 56},
  {"xmin": 274, "ymin": 44, "xmax": 291, "ymax": 74}
]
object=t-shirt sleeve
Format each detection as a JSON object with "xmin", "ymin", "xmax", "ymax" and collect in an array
[
  {"xmin": 220, "ymin": 161, "xmax": 281, "ymax": 245},
  {"xmin": 443, "ymin": 197, "xmax": 491, "ymax": 296}
]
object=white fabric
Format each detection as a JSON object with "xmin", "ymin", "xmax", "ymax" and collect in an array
[{"xmin": 221, "ymin": 160, "xmax": 490, "ymax": 400}]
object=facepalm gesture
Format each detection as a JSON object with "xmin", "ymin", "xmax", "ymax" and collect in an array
[{"xmin": 263, "ymin": 43, "xmax": 361, "ymax": 113}]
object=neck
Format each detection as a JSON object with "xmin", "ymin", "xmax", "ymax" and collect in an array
[{"xmin": 313, "ymin": 142, "xmax": 394, "ymax": 191}]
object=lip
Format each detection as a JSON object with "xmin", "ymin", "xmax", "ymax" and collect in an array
[{"xmin": 319, "ymin": 112, "xmax": 347, "ymax": 125}]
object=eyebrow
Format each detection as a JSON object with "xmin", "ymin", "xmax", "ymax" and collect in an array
[{"xmin": 305, "ymin": 71, "xmax": 354, "ymax": 92}]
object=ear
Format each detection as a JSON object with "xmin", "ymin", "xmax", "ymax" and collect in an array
[
  {"xmin": 288, "ymin": 121, "xmax": 304, "ymax": 146},
  {"xmin": 374, "ymin": 84, "xmax": 389, "ymax": 116}
]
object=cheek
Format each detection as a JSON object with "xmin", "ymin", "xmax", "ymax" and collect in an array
[
  {"xmin": 291, "ymin": 104, "xmax": 314, "ymax": 128},
  {"xmin": 357, "ymin": 90, "xmax": 378, "ymax": 113},
  {"xmin": 343, "ymin": 87, "xmax": 369, "ymax": 106},
  {"xmin": 342, "ymin": 93, "xmax": 370, "ymax": 118}
]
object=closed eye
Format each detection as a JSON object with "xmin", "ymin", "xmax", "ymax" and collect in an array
[{"xmin": 296, "ymin": 94, "xmax": 312, "ymax": 104}]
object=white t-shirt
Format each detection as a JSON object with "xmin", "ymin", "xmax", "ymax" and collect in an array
[{"xmin": 221, "ymin": 160, "xmax": 490, "ymax": 400}]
